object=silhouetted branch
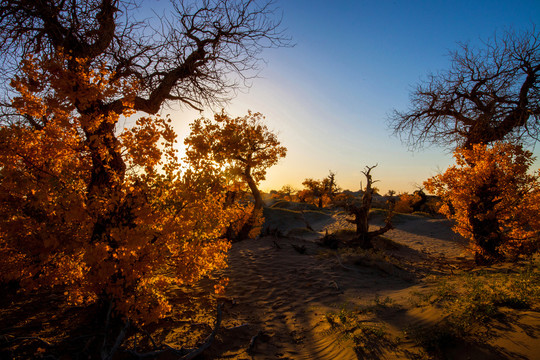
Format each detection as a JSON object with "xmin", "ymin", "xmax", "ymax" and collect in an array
[
  {"xmin": 0, "ymin": 0, "xmax": 290, "ymax": 122},
  {"xmin": 390, "ymin": 27, "xmax": 540, "ymax": 149}
]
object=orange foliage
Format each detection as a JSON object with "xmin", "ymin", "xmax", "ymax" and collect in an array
[
  {"xmin": 226, "ymin": 204, "xmax": 265, "ymax": 240},
  {"xmin": 300, "ymin": 178, "xmax": 335, "ymax": 208},
  {"xmin": 0, "ymin": 53, "xmax": 234, "ymax": 324},
  {"xmin": 184, "ymin": 111, "xmax": 287, "ymax": 184},
  {"xmin": 394, "ymin": 193, "xmax": 421, "ymax": 213},
  {"xmin": 184, "ymin": 111, "xmax": 286, "ymax": 239},
  {"xmin": 424, "ymin": 143, "xmax": 540, "ymax": 262}
]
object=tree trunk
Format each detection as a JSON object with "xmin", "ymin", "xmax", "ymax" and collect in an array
[
  {"xmin": 356, "ymin": 169, "xmax": 375, "ymax": 247},
  {"xmin": 235, "ymin": 167, "xmax": 264, "ymax": 241},
  {"xmin": 244, "ymin": 169, "xmax": 264, "ymax": 211},
  {"xmin": 341, "ymin": 165, "xmax": 394, "ymax": 249},
  {"xmin": 353, "ymin": 207, "xmax": 369, "ymax": 236},
  {"xmin": 82, "ymin": 112, "xmax": 128, "ymax": 246},
  {"xmin": 411, "ymin": 190, "xmax": 427, "ymax": 212},
  {"xmin": 464, "ymin": 159, "xmax": 505, "ymax": 265},
  {"xmin": 469, "ymin": 183, "xmax": 504, "ymax": 265}
]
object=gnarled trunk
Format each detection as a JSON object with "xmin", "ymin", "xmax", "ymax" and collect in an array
[
  {"xmin": 244, "ymin": 169, "xmax": 264, "ymax": 211},
  {"xmin": 235, "ymin": 166, "xmax": 264, "ymax": 241},
  {"xmin": 342, "ymin": 165, "xmax": 394, "ymax": 249},
  {"xmin": 468, "ymin": 182, "xmax": 504, "ymax": 265}
]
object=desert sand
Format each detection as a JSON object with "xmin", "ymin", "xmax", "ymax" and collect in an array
[{"xmin": 197, "ymin": 209, "xmax": 540, "ymax": 360}]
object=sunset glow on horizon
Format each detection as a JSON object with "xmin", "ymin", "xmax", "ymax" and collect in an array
[{"xmin": 167, "ymin": 0, "xmax": 540, "ymax": 194}]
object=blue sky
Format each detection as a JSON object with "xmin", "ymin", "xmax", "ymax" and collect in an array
[{"xmin": 169, "ymin": 0, "xmax": 540, "ymax": 193}]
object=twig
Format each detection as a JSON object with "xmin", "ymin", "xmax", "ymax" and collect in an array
[
  {"xmin": 247, "ymin": 330, "xmax": 262, "ymax": 354},
  {"xmin": 105, "ymin": 319, "xmax": 130, "ymax": 360},
  {"xmin": 227, "ymin": 323, "xmax": 250, "ymax": 330},
  {"xmin": 1, "ymin": 336, "xmax": 53, "ymax": 347},
  {"xmin": 136, "ymin": 326, "xmax": 159, "ymax": 351},
  {"xmin": 329, "ymin": 280, "xmax": 341, "ymax": 292},
  {"xmin": 82, "ymin": 336, "xmax": 96, "ymax": 354},
  {"xmin": 300, "ymin": 210, "xmax": 314, "ymax": 231}
]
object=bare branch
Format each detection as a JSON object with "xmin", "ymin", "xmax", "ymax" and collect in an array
[
  {"xmin": 0, "ymin": 0, "xmax": 290, "ymax": 120},
  {"xmin": 390, "ymin": 26, "xmax": 540, "ymax": 150}
]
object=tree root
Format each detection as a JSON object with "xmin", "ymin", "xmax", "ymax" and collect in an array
[
  {"xmin": 181, "ymin": 303, "xmax": 222, "ymax": 360},
  {"xmin": 124, "ymin": 303, "xmax": 223, "ymax": 360},
  {"xmin": 104, "ymin": 319, "xmax": 130, "ymax": 360}
]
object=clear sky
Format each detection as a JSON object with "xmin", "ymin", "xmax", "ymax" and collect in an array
[{"xmin": 168, "ymin": 0, "xmax": 540, "ymax": 194}]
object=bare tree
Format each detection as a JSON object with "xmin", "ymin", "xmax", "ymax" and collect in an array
[
  {"xmin": 390, "ymin": 27, "xmax": 540, "ymax": 149},
  {"xmin": 339, "ymin": 165, "xmax": 393, "ymax": 249},
  {"xmin": 324, "ymin": 170, "xmax": 339, "ymax": 201}
]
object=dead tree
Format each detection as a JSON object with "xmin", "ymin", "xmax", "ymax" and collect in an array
[{"xmin": 340, "ymin": 165, "xmax": 394, "ymax": 249}]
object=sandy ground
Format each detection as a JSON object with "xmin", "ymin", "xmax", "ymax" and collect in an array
[{"xmin": 198, "ymin": 212, "xmax": 540, "ymax": 360}]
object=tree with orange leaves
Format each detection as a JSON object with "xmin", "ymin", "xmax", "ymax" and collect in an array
[
  {"xmin": 301, "ymin": 171, "xmax": 339, "ymax": 208},
  {"xmin": 425, "ymin": 143, "xmax": 540, "ymax": 264},
  {"xmin": 0, "ymin": 52, "xmax": 243, "ymax": 359},
  {"xmin": 184, "ymin": 111, "xmax": 287, "ymax": 240},
  {"xmin": 0, "ymin": 0, "xmax": 288, "ymax": 355}
]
